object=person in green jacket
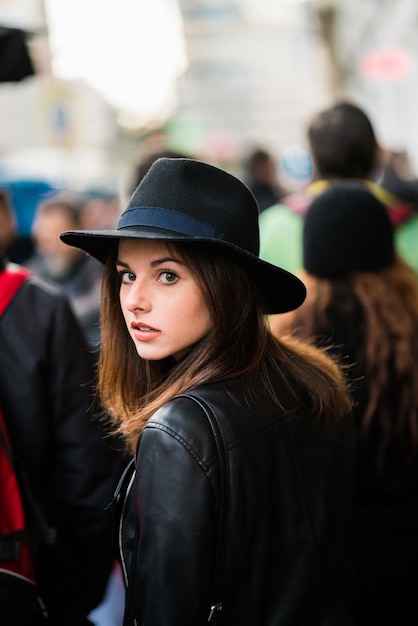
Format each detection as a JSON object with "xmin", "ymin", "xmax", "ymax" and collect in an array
[{"xmin": 259, "ymin": 100, "xmax": 418, "ymax": 274}]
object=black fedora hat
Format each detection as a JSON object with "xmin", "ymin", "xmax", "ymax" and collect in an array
[{"xmin": 60, "ymin": 158, "xmax": 306, "ymax": 313}]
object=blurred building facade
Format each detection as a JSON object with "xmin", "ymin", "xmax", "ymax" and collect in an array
[
  {"xmin": 171, "ymin": 0, "xmax": 330, "ymax": 163},
  {"xmin": 316, "ymin": 0, "xmax": 418, "ymax": 165},
  {"xmin": 0, "ymin": 0, "xmax": 418, "ymax": 197},
  {"xmin": 173, "ymin": 0, "xmax": 418, "ymax": 172}
]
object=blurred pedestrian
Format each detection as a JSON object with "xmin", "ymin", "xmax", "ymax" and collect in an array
[
  {"xmin": 61, "ymin": 157, "xmax": 355, "ymax": 626},
  {"xmin": 380, "ymin": 149, "xmax": 418, "ymax": 272},
  {"xmin": 269, "ymin": 182, "xmax": 418, "ymax": 625},
  {"xmin": 27, "ymin": 193, "xmax": 103, "ymax": 347},
  {"xmin": 381, "ymin": 149, "xmax": 418, "ymax": 208},
  {"xmin": 0, "ymin": 252, "xmax": 126, "ymax": 625},
  {"xmin": 243, "ymin": 148, "xmax": 283, "ymax": 212},
  {"xmin": 0, "ymin": 188, "xmax": 34, "ymax": 263},
  {"xmin": 259, "ymin": 100, "xmax": 417, "ymax": 274},
  {"xmin": 79, "ymin": 191, "xmax": 121, "ymax": 231}
]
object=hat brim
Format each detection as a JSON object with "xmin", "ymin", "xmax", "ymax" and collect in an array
[{"xmin": 60, "ymin": 227, "xmax": 306, "ymax": 314}]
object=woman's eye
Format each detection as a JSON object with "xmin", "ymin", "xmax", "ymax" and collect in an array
[
  {"xmin": 119, "ymin": 270, "xmax": 136, "ymax": 284},
  {"xmin": 159, "ymin": 271, "xmax": 178, "ymax": 284}
]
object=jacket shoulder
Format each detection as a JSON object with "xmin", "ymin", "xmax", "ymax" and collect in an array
[
  {"xmin": 145, "ymin": 392, "xmax": 216, "ymax": 459},
  {"xmin": 6, "ymin": 274, "xmax": 80, "ymax": 325}
]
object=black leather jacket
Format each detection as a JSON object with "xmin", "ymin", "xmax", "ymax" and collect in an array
[
  {"xmin": 116, "ymin": 378, "xmax": 356, "ymax": 626},
  {"xmin": 0, "ymin": 264, "xmax": 125, "ymax": 624}
]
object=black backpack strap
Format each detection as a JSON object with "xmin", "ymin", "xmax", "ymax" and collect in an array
[
  {"xmin": 0, "ymin": 265, "xmax": 31, "ymax": 316},
  {"xmin": 184, "ymin": 393, "xmax": 229, "ymax": 624}
]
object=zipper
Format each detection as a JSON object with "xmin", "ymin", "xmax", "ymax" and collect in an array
[{"xmin": 118, "ymin": 467, "xmax": 136, "ymax": 586}]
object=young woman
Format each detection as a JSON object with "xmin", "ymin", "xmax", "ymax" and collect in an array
[
  {"xmin": 61, "ymin": 158, "xmax": 355, "ymax": 626},
  {"xmin": 269, "ymin": 182, "xmax": 418, "ymax": 626}
]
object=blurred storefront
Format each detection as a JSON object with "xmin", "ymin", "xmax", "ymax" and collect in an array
[
  {"xmin": 0, "ymin": 0, "xmax": 418, "ymax": 213},
  {"xmin": 315, "ymin": 0, "xmax": 418, "ymax": 168},
  {"xmin": 170, "ymin": 0, "xmax": 330, "ymax": 164}
]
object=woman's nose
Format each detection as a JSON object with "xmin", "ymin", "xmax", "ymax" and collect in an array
[{"xmin": 125, "ymin": 280, "xmax": 151, "ymax": 312}]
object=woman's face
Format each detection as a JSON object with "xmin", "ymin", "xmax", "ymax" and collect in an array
[{"xmin": 117, "ymin": 239, "xmax": 212, "ymax": 361}]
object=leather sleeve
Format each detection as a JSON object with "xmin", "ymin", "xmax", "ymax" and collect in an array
[{"xmin": 132, "ymin": 403, "xmax": 218, "ymax": 626}]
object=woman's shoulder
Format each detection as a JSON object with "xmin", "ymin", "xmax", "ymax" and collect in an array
[
  {"xmin": 144, "ymin": 386, "xmax": 221, "ymax": 441},
  {"xmin": 141, "ymin": 387, "xmax": 228, "ymax": 467},
  {"xmin": 146, "ymin": 382, "xmax": 238, "ymax": 426},
  {"xmin": 144, "ymin": 380, "xmax": 272, "ymax": 442}
]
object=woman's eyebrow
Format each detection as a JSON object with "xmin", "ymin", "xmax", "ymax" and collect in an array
[
  {"xmin": 116, "ymin": 256, "xmax": 186, "ymax": 269},
  {"xmin": 116, "ymin": 259, "xmax": 130, "ymax": 268},
  {"xmin": 150, "ymin": 256, "xmax": 185, "ymax": 267}
]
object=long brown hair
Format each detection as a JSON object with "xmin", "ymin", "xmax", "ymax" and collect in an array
[
  {"xmin": 289, "ymin": 255, "xmax": 418, "ymax": 465},
  {"xmin": 98, "ymin": 241, "xmax": 352, "ymax": 452}
]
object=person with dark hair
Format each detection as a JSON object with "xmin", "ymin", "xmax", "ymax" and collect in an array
[
  {"xmin": 259, "ymin": 100, "xmax": 418, "ymax": 274},
  {"xmin": 0, "ymin": 252, "xmax": 125, "ymax": 625},
  {"xmin": 269, "ymin": 182, "xmax": 418, "ymax": 625},
  {"xmin": 27, "ymin": 193, "xmax": 103, "ymax": 346},
  {"xmin": 307, "ymin": 101, "xmax": 379, "ymax": 180},
  {"xmin": 243, "ymin": 148, "xmax": 282, "ymax": 212},
  {"xmin": 60, "ymin": 157, "xmax": 355, "ymax": 626},
  {"xmin": 0, "ymin": 188, "xmax": 34, "ymax": 263}
]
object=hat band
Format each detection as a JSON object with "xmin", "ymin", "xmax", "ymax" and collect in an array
[{"xmin": 118, "ymin": 207, "xmax": 250, "ymax": 251}]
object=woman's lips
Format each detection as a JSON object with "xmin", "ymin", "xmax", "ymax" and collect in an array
[{"xmin": 131, "ymin": 322, "xmax": 161, "ymax": 342}]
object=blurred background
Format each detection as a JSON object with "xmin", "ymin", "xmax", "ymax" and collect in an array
[{"xmin": 0, "ymin": 0, "xmax": 417, "ymax": 232}]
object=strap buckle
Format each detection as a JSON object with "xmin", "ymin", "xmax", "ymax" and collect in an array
[{"xmin": 208, "ymin": 602, "xmax": 223, "ymax": 622}]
